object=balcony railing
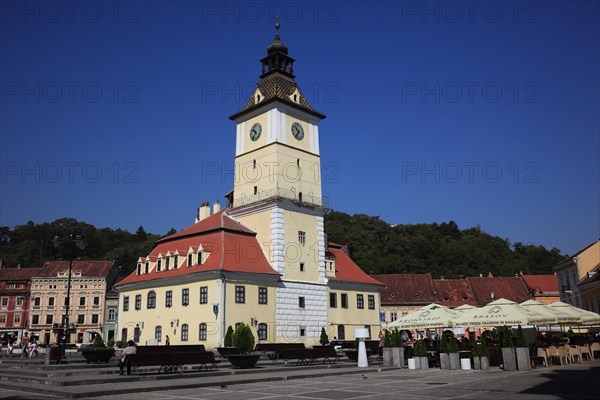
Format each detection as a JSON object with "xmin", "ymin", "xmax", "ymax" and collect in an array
[{"xmin": 232, "ymin": 187, "xmax": 329, "ymax": 209}]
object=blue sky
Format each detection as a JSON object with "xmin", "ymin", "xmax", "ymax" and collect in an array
[{"xmin": 1, "ymin": 1, "xmax": 598, "ymax": 256}]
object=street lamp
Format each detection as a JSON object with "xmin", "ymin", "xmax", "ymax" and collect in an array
[{"xmin": 52, "ymin": 234, "xmax": 86, "ymax": 353}]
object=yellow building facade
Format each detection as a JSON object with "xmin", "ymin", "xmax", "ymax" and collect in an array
[{"xmin": 116, "ymin": 24, "xmax": 382, "ymax": 348}]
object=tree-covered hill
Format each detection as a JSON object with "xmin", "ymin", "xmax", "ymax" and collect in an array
[
  {"xmin": 324, "ymin": 211, "xmax": 564, "ymax": 278},
  {"xmin": 1, "ymin": 212, "xmax": 565, "ymax": 278},
  {"xmin": 0, "ymin": 218, "xmax": 164, "ymax": 275}
]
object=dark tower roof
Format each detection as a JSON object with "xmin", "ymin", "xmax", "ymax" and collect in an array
[{"xmin": 230, "ymin": 21, "xmax": 325, "ymax": 121}]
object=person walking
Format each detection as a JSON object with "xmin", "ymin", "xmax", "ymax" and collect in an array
[
  {"xmin": 20, "ymin": 332, "xmax": 29, "ymax": 358},
  {"xmin": 165, "ymin": 335, "xmax": 170, "ymax": 346}
]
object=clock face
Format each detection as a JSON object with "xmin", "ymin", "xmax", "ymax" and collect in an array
[
  {"xmin": 250, "ymin": 123, "xmax": 262, "ymax": 141},
  {"xmin": 291, "ymin": 122, "xmax": 304, "ymax": 141}
]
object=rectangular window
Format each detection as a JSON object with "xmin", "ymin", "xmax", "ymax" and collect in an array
[
  {"xmin": 368, "ymin": 295, "xmax": 375, "ymax": 310},
  {"xmin": 137, "ymin": 264, "xmax": 141, "ymax": 275},
  {"xmin": 330, "ymin": 293, "xmax": 337, "ymax": 308},
  {"xmin": 357, "ymin": 294, "xmax": 364, "ymax": 309},
  {"xmin": 235, "ymin": 286, "xmax": 245, "ymax": 304},
  {"xmin": 253, "ymin": 186, "xmax": 257, "ymax": 195},
  {"xmin": 16, "ymin": 297, "xmax": 23, "ymax": 307},
  {"xmin": 0, "ymin": 314, "xmax": 6, "ymax": 324},
  {"xmin": 92, "ymin": 314, "xmax": 99, "ymax": 324},
  {"xmin": 188, "ymin": 253, "xmax": 193, "ymax": 267},
  {"xmin": 45, "ymin": 314, "xmax": 53, "ymax": 325},
  {"xmin": 182, "ymin": 288, "xmax": 189, "ymax": 306},
  {"xmin": 13, "ymin": 314, "xmax": 21, "ymax": 324},
  {"xmin": 173, "ymin": 255, "xmax": 178, "ymax": 269},
  {"xmin": 197, "ymin": 251, "xmax": 202, "ymax": 265},
  {"xmin": 155, "ymin": 326, "xmax": 162, "ymax": 342},
  {"xmin": 108, "ymin": 309, "xmax": 116, "ymax": 320},
  {"xmin": 123, "ymin": 296, "xmax": 129, "ymax": 312},
  {"xmin": 78, "ymin": 314, "xmax": 85, "ymax": 324},
  {"xmin": 199, "ymin": 323, "xmax": 207, "ymax": 341},
  {"xmin": 79, "ymin": 297, "xmax": 86, "ymax": 306},
  {"xmin": 135, "ymin": 295, "xmax": 141, "ymax": 310},
  {"xmin": 34, "ymin": 297, "xmax": 41, "ymax": 306},
  {"xmin": 145, "ymin": 262, "xmax": 149, "ymax": 273},
  {"xmin": 298, "ymin": 231, "xmax": 306, "ymax": 245},
  {"xmin": 93, "ymin": 296, "xmax": 100, "ymax": 306},
  {"xmin": 300, "ymin": 262, "xmax": 304, "ymax": 272},
  {"xmin": 48, "ymin": 297, "xmax": 55, "ymax": 306},
  {"xmin": 166, "ymin": 291, "xmax": 172, "ymax": 308},
  {"xmin": 181, "ymin": 324, "xmax": 188, "ymax": 341},
  {"xmin": 157, "ymin": 259, "xmax": 162, "ymax": 272},
  {"xmin": 200, "ymin": 287, "xmax": 208, "ymax": 304},
  {"xmin": 391, "ymin": 312, "xmax": 397, "ymax": 322},
  {"xmin": 32, "ymin": 315, "xmax": 39, "ymax": 325},
  {"xmin": 299, "ymin": 327, "xmax": 306, "ymax": 337},
  {"xmin": 258, "ymin": 287, "xmax": 268, "ymax": 304},
  {"xmin": 299, "ymin": 297, "xmax": 305, "ymax": 308},
  {"xmin": 341, "ymin": 293, "xmax": 348, "ymax": 309}
]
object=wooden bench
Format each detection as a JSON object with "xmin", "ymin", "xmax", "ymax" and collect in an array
[
  {"xmin": 277, "ymin": 346, "xmax": 339, "ymax": 366},
  {"xmin": 125, "ymin": 345, "xmax": 215, "ymax": 375},
  {"xmin": 255, "ymin": 343, "xmax": 306, "ymax": 360}
]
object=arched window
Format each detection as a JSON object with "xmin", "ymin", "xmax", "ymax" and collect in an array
[
  {"xmin": 121, "ymin": 328, "xmax": 128, "ymax": 342},
  {"xmin": 147, "ymin": 291, "xmax": 156, "ymax": 309},
  {"xmin": 258, "ymin": 323, "xmax": 267, "ymax": 341},
  {"xmin": 181, "ymin": 324, "xmax": 189, "ymax": 341},
  {"xmin": 199, "ymin": 323, "xmax": 207, "ymax": 341},
  {"xmin": 133, "ymin": 326, "xmax": 141, "ymax": 343},
  {"xmin": 155, "ymin": 326, "xmax": 162, "ymax": 342}
]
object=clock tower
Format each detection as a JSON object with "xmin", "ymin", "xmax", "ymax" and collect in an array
[{"xmin": 228, "ymin": 21, "xmax": 328, "ymax": 342}]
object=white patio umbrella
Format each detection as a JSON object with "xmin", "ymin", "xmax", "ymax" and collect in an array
[
  {"xmin": 454, "ymin": 304, "xmax": 477, "ymax": 312},
  {"xmin": 386, "ymin": 304, "xmax": 461, "ymax": 330},
  {"xmin": 452, "ymin": 298, "xmax": 555, "ymax": 328},
  {"xmin": 547, "ymin": 301, "xmax": 600, "ymax": 326},
  {"xmin": 519, "ymin": 300, "xmax": 581, "ymax": 325}
]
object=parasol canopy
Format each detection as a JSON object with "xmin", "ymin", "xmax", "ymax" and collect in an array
[{"xmin": 452, "ymin": 298, "xmax": 555, "ymax": 328}]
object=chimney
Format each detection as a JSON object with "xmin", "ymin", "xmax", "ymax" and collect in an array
[
  {"xmin": 195, "ymin": 201, "xmax": 211, "ymax": 223},
  {"xmin": 213, "ymin": 200, "xmax": 220, "ymax": 214}
]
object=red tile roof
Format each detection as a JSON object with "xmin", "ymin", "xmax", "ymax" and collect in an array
[
  {"xmin": 370, "ymin": 273, "xmax": 436, "ymax": 305},
  {"xmin": 432, "ymin": 279, "xmax": 476, "ymax": 307},
  {"xmin": 466, "ymin": 276, "xmax": 530, "ymax": 305},
  {"xmin": 158, "ymin": 210, "xmax": 255, "ymax": 243},
  {"xmin": 0, "ymin": 267, "xmax": 41, "ymax": 281},
  {"xmin": 327, "ymin": 243, "xmax": 383, "ymax": 286},
  {"xmin": 520, "ymin": 274, "xmax": 559, "ymax": 293},
  {"xmin": 117, "ymin": 212, "xmax": 279, "ymax": 287},
  {"xmin": 37, "ymin": 261, "xmax": 115, "ymax": 278}
]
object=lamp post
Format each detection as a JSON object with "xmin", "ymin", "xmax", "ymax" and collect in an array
[{"xmin": 52, "ymin": 234, "xmax": 86, "ymax": 356}]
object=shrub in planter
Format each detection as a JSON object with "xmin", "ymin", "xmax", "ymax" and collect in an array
[
  {"xmin": 227, "ymin": 323, "xmax": 260, "ymax": 369},
  {"xmin": 515, "ymin": 325, "xmax": 531, "ymax": 371},
  {"xmin": 116, "ymin": 340, "xmax": 127, "ymax": 349},
  {"xmin": 224, "ymin": 326, "xmax": 234, "ymax": 347},
  {"xmin": 80, "ymin": 336, "xmax": 115, "ymax": 363},
  {"xmin": 472, "ymin": 340, "xmax": 490, "ymax": 370},
  {"xmin": 500, "ymin": 326, "xmax": 517, "ymax": 371},
  {"xmin": 320, "ymin": 327, "xmax": 330, "ymax": 345},
  {"xmin": 414, "ymin": 340, "xmax": 429, "ymax": 369},
  {"xmin": 106, "ymin": 340, "xmax": 115, "ymax": 348},
  {"xmin": 383, "ymin": 329, "xmax": 404, "ymax": 368}
]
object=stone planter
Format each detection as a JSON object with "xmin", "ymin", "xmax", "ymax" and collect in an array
[
  {"xmin": 415, "ymin": 356, "xmax": 428, "ymax": 369},
  {"xmin": 473, "ymin": 356, "xmax": 481, "ymax": 370},
  {"xmin": 480, "ymin": 356, "xmax": 490, "ymax": 370},
  {"xmin": 516, "ymin": 347, "xmax": 531, "ymax": 371},
  {"xmin": 226, "ymin": 354, "xmax": 260, "ymax": 369},
  {"xmin": 384, "ymin": 347, "xmax": 404, "ymax": 368},
  {"xmin": 216, "ymin": 347, "xmax": 240, "ymax": 357},
  {"xmin": 81, "ymin": 348, "xmax": 115, "ymax": 363},
  {"xmin": 501, "ymin": 347, "xmax": 517, "ymax": 371},
  {"xmin": 440, "ymin": 353, "xmax": 450, "ymax": 369},
  {"xmin": 449, "ymin": 353, "xmax": 460, "ymax": 370}
]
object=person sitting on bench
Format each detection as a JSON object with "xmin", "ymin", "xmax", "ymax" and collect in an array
[{"xmin": 119, "ymin": 341, "xmax": 137, "ymax": 375}]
